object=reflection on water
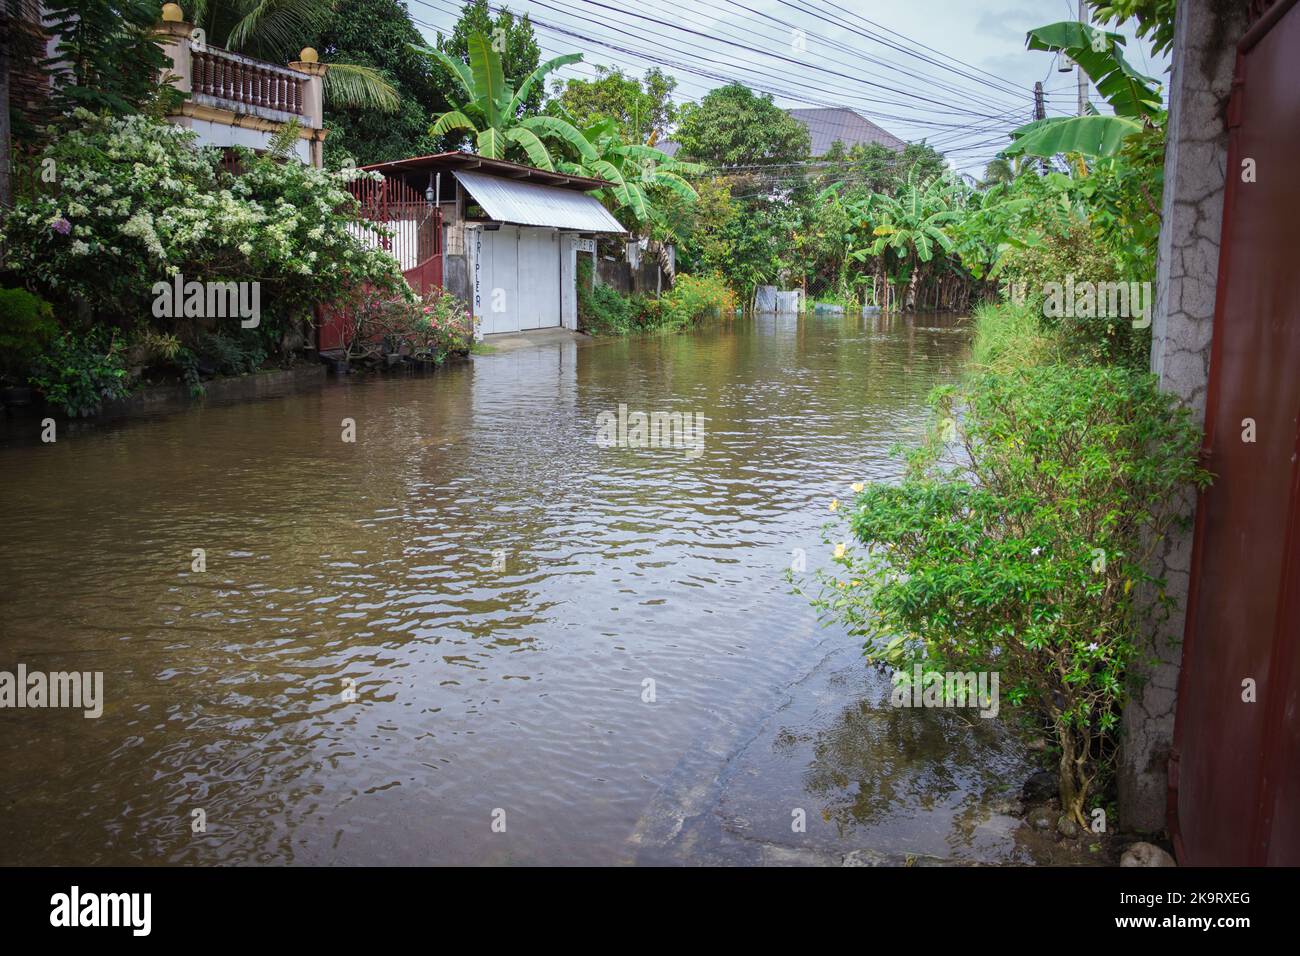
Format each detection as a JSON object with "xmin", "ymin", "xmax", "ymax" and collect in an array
[{"xmin": 0, "ymin": 312, "xmax": 983, "ymax": 865}]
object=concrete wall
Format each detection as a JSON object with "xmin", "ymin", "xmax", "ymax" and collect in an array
[
  {"xmin": 1119, "ymin": 0, "xmax": 1250, "ymax": 833},
  {"xmin": 596, "ymin": 259, "xmax": 632, "ymax": 293},
  {"xmin": 595, "ymin": 258, "xmax": 671, "ymax": 296},
  {"xmin": 443, "ymin": 254, "xmax": 471, "ymax": 309}
]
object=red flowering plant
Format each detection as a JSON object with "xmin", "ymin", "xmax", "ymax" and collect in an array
[
  {"xmin": 401, "ymin": 287, "xmax": 475, "ymax": 363},
  {"xmin": 339, "ymin": 285, "xmax": 473, "ymax": 365}
]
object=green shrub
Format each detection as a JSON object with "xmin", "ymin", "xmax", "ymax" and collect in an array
[
  {"xmin": 1000, "ymin": 222, "xmax": 1149, "ymax": 369},
  {"xmin": 576, "ymin": 258, "xmax": 634, "ymax": 335},
  {"xmin": 28, "ymin": 329, "xmax": 129, "ymax": 416},
  {"xmin": 0, "ymin": 111, "xmax": 406, "ymax": 343},
  {"xmin": 969, "ymin": 299, "xmax": 1058, "ymax": 372},
  {"xmin": 336, "ymin": 286, "xmax": 473, "ymax": 363},
  {"xmin": 803, "ymin": 364, "xmax": 1210, "ymax": 823},
  {"xmin": 0, "ymin": 287, "xmax": 58, "ymax": 384},
  {"xmin": 193, "ymin": 331, "xmax": 267, "ymax": 377},
  {"xmin": 659, "ymin": 273, "xmax": 737, "ymax": 329},
  {"xmin": 628, "ymin": 292, "xmax": 662, "ymax": 329}
]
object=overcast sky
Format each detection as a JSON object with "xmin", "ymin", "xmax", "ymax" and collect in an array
[{"xmin": 404, "ymin": 0, "xmax": 1169, "ymax": 176}]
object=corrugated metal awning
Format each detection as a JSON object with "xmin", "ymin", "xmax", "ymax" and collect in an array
[{"xmin": 453, "ymin": 170, "xmax": 625, "ymax": 233}]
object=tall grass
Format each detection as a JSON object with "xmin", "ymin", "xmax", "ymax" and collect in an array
[{"xmin": 969, "ymin": 299, "xmax": 1058, "ymax": 373}]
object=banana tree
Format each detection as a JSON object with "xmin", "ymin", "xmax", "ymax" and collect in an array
[
  {"xmin": 850, "ymin": 172, "xmax": 961, "ymax": 310},
  {"xmin": 546, "ymin": 116, "xmax": 703, "ymax": 284},
  {"xmin": 412, "ymin": 32, "xmax": 592, "ymax": 170},
  {"xmin": 1005, "ymin": 21, "xmax": 1163, "ymax": 160},
  {"xmin": 562, "ymin": 118, "xmax": 703, "ymax": 223}
]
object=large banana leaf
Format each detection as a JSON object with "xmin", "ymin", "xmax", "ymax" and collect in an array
[
  {"xmin": 518, "ymin": 116, "xmax": 598, "ymax": 162},
  {"xmin": 1026, "ymin": 21, "xmax": 1162, "ymax": 118},
  {"xmin": 465, "ymin": 33, "xmax": 507, "ymax": 129},
  {"xmin": 650, "ymin": 170, "xmax": 699, "ymax": 204},
  {"xmin": 504, "ymin": 127, "xmax": 555, "ymax": 170},
  {"xmin": 408, "ymin": 43, "xmax": 474, "ymax": 104},
  {"xmin": 508, "ymin": 53, "xmax": 584, "ymax": 116},
  {"xmin": 617, "ymin": 143, "xmax": 707, "ymax": 176},
  {"xmin": 430, "ymin": 110, "xmax": 478, "ymax": 138},
  {"xmin": 585, "ymin": 159, "xmax": 627, "ymax": 190},
  {"xmin": 476, "ymin": 127, "xmax": 504, "ymax": 160},
  {"xmin": 620, "ymin": 181, "xmax": 650, "ymax": 222},
  {"xmin": 1004, "ymin": 114, "xmax": 1144, "ymax": 158}
]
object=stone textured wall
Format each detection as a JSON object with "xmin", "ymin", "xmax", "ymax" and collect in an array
[
  {"xmin": 1119, "ymin": 0, "xmax": 1249, "ymax": 833},
  {"xmin": 443, "ymin": 255, "xmax": 470, "ymax": 309}
]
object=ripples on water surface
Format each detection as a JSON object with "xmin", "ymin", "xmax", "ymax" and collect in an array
[{"xmin": 0, "ymin": 312, "xmax": 1018, "ymax": 865}]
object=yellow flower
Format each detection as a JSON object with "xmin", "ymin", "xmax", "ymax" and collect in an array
[
  {"xmin": 834, "ymin": 543, "xmax": 846, "ymax": 559},
  {"xmin": 829, "ymin": 498, "xmax": 839, "ymax": 513},
  {"xmin": 850, "ymin": 580, "xmax": 859, "ymax": 587},
  {"xmin": 851, "ymin": 482, "xmax": 864, "ymax": 493}
]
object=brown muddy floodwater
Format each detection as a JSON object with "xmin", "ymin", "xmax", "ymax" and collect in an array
[{"xmin": 0, "ymin": 312, "xmax": 1070, "ymax": 866}]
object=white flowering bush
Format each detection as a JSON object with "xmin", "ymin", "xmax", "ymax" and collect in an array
[{"xmin": 1, "ymin": 110, "xmax": 407, "ymax": 341}]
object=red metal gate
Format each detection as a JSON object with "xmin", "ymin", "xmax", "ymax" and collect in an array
[
  {"xmin": 317, "ymin": 175, "xmax": 443, "ymax": 352},
  {"xmin": 1170, "ymin": 0, "xmax": 1300, "ymax": 866}
]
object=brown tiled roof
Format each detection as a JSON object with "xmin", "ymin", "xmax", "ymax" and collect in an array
[
  {"xmin": 786, "ymin": 108, "xmax": 906, "ymax": 155},
  {"xmin": 656, "ymin": 107, "xmax": 905, "ymax": 161}
]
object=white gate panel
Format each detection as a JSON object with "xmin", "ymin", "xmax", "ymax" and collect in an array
[
  {"xmin": 474, "ymin": 225, "xmax": 561, "ymax": 334},
  {"xmin": 478, "ymin": 226, "xmax": 520, "ymax": 335}
]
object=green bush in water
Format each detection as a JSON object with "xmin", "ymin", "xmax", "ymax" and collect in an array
[
  {"xmin": 801, "ymin": 364, "xmax": 1210, "ymax": 825},
  {"xmin": 28, "ymin": 329, "xmax": 129, "ymax": 416}
]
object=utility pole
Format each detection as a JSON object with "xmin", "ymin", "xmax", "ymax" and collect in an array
[
  {"xmin": 1033, "ymin": 81, "xmax": 1048, "ymax": 175},
  {"xmin": 1077, "ymin": 0, "xmax": 1089, "ymax": 116}
]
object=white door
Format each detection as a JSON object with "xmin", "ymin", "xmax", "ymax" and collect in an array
[
  {"xmin": 474, "ymin": 226, "xmax": 561, "ymax": 334},
  {"xmin": 517, "ymin": 228, "xmax": 561, "ymax": 329},
  {"xmin": 476, "ymin": 226, "xmax": 520, "ymax": 335}
]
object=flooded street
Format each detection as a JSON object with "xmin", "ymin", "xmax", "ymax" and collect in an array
[{"xmin": 0, "ymin": 312, "xmax": 1061, "ymax": 865}]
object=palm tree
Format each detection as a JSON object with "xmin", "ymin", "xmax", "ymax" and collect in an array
[
  {"xmin": 412, "ymin": 33, "xmax": 591, "ymax": 169},
  {"xmin": 852, "ymin": 171, "xmax": 961, "ymax": 310},
  {"xmin": 185, "ymin": 0, "xmax": 398, "ymax": 111},
  {"xmin": 979, "ymin": 157, "xmax": 1015, "ymax": 188}
]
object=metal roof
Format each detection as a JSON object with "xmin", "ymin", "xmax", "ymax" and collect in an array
[
  {"xmin": 361, "ymin": 151, "xmax": 611, "ymax": 192},
  {"xmin": 453, "ymin": 169, "xmax": 626, "ymax": 233}
]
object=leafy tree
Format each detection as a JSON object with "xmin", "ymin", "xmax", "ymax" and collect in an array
[
  {"xmin": 415, "ymin": 33, "xmax": 591, "ymax": 169},
  {"xmin": 558, "ymin": 117, "xmax": 701, "ymax": 232},
  {"xmin": 311, "ymin": 0, "xmax": 449, "ymax": 165},
  {"xmin": 551, "ymin": 66, "xmax": 678, "ymax": 145},
  {"xmin": 818, "ymin": 141, "xmax": 948, "ymax": 197},
  {"xmin": 676, "ymin": 176, "xmax": 739, "ymax": 276},
  {"xmin": 850, "ymin": 171, "xmax": 962, "ymax": 309},
  {"xmin": 40, "ymin": 0, "xmax": 176, "ymax": 118},
  {"xmin": 429, "ymin": 0, "xmax": 543, "ymax": 117},
  {"xmin": 674, "ymin": 83, "xmax": 810, "ymax": 167}
]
